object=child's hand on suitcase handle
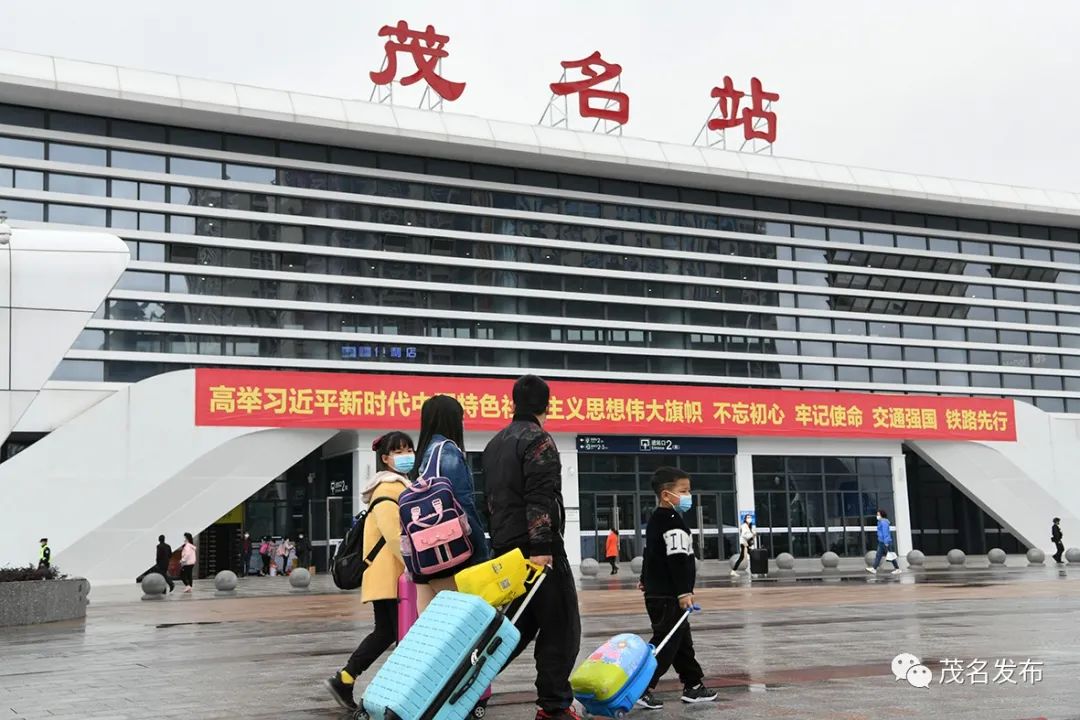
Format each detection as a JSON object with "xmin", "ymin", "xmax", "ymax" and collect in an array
[{"xmin": 678, "ymin": 593, "xmax": 695, "ymax": 611}]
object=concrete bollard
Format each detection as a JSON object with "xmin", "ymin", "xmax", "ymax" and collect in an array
[
  {"xmin": 580, "ymin": 558, "xmax": 600, "ymax": 577},
  {"xmin": 906, "ymin": 550, "xmax": 925, "ymax": 568},
  {"xmin": 775, "ymin": 553, "xmax": 795, "ymax": 571},
  {"xmin": 820, "ymin": 552, "xmax": 840, "ymax": 570},
  {"xmin": 946, "ymin": 549, "xmax": 966, "ymax": 567},
  {"xmin": 140, "ymin": 573, "xmax": 167, "ymax": 600},
  {"xmin": 630, "ymin": 557, "xmax": 644, "ymax": 575},
  {"xmin": 987, "ymin": 548, "xmax": 1007, "ymax": 566},
  {"xmin": 1026, "ymin": 548, "xmax": 1046, "ymax": 566},
  {"xmin": 864, "ymin": 551, "xmax": 877, "ymax": 567},
  {"xmin": 1066, "ymin": 548, "xmax": 1080, "ymax": 564},
  {"xmin": 214, "ymin": 570, "xmax": 238, "ymax": 596},
  {"xmin": 289, "ymin": 568, "xmax": 311, "ymax": 591}
]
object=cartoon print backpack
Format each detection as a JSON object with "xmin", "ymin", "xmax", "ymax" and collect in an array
[{"xmin": 398, "ymin": 440, "xmax": 474, "ymax": 578}]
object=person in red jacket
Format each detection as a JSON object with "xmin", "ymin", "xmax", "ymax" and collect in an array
[{"xmin": 605, "ymin": 529, "xmax": 619, "ymax": 575}]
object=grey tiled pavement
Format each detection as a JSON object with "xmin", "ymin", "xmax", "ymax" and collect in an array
[{"xmin": 2, "ymin": 566, "xmax": 1080, "ymax": 720}]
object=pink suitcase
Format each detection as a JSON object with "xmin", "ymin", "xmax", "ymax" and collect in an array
[{"xmin": 398, "ymin": 575, "xmax": 492, "ymax": 718}]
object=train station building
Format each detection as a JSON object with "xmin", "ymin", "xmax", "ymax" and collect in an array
[{"xmin": 0, "ymin": 49, "xmax": 1077, "ymax": 583}]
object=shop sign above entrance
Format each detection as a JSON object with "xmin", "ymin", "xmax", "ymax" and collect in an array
[
  {"xmin": 575, "ymin": 435, "xmax": 737, "ymax": 455},
  {"xmin": 195, "ymin": 369, "xmax": 1017, "ymax": 442}
]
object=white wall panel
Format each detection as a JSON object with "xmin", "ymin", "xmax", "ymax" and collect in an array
[
  {"xmin": 9, "ymin": 308, "xmax": 91, "ymax": 390},
  {"xmin": 12, "ymin": 389, "xmax": 115, "ymax": 432},
  {"xmin": 10, "ymin": 246, "xmax": 128, "ymax": 311}
]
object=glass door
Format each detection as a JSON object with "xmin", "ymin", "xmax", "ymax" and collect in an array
[
  {"xmin": 309, "ymin": 496, "xmax": 345, "ymax": 571},
  {"xmin": 591, "ymin": 494, "xmax": 639, "ymax": 561}
]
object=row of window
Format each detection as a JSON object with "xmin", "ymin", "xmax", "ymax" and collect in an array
[
  {"xmin": 8, "ymin": 155, "xmax": 1080, "ymax": 274},
  {"xmin": 95, "ymin": 297, "xmax": 1080, "ymax": 366},
  {"xmin": 112, "ymin": 268, "xmax": 1080, "ymax": 331},
  {"xmin": 102, "ymin": 299, "xmax": 1080, "ymax": 353},
  {"xmin": 2, "ymin": 106, "xmax": 1078, "ymax": 247},
  {"xmin": 66, "ymin": 331, "xmax": 1080, "ymax": 395}
]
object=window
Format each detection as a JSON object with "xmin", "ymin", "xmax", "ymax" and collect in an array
[
  {"xmin": 49, "ymin": 204, "xmax": 106, "ymax": 226},
  {"xmin": 111, "ymin": 150, "xmax": 167, "ymax": 172},
  {"xmin": 0, "ymin": 136, "xmax": 44, "ymax": 159},
  {"xmin": 49, "ymin": 143, "xmax": 106, "ymax": 165},
  {"xmin": 170, "ymin": 157, "xmax": 222, "ymax": 179}
]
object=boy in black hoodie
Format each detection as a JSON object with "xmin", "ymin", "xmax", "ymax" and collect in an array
[{"xmin": 637, "ymin": 467, "xmax": 717, "ymax": 710}]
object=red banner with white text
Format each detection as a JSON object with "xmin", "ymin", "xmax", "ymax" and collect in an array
[{"xmin": 193, "ymin": 369, "xmax": 1016, "ymax": 442}]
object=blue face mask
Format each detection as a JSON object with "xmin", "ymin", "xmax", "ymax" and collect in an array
[
  {"xmin": 667, "ymin": 492, "xmax": 693, "ymax": 513},
  {"xmin": 391, "ymin": 454, "xmax": 416, "ymax": 474}
]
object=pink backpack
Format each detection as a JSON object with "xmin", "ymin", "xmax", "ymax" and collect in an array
[{"xmin": 398, "ymin": 440, "xmax": 474, "ymax": 577}]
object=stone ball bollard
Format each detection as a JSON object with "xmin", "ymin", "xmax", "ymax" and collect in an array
[
  {"xmin": 630, "ymin": 557, "xmax": 644, "ymax": 575},
  {"xmin": 580, "ymin": 558, "xmax": 600, "ymax": 577},
  {"xmin": 1066, "ymin": 548, "xmax": 1080, "ymax": 564},
  {"xmin": 947, "ymin": 549, "xmax": 966, "ymax": 566},
  {"xmin": 987, "ymin": 548, "xmax": 1007, "ymax": 566},
  {"xmin": 1026, "ymin": 548, "xmax": 1046, "ymax": 566},
  {"xmin": 864, "ymin": 551, "xmax": 877, "ymax": 567},
  {"xmin": 214, "ymin": 570, "xmax": 238, "ymax": 595},
  {"xmin": 140, "ymin": 573, "xmax": 167, "ymax": 600},
  {"xmin": 906, "ymin": 550, "xmax": 925, "ymax": 567},
  {"xmin": 776, "ymin": 552, "xmax": 795, "ymax": 571},
  {"xmin": 820, "ymin": 551, "xmax": 840, "ymax": 569},
  {"xmin": 289, "ymin": 567, "xmax": 312, "ymax": 590}
]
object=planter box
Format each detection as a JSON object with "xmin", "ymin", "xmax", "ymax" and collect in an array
[{"xmin": 0, "ymin": 578, "xmax": 91, "ymax": 627}]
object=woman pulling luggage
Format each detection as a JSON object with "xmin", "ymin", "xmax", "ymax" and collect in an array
[{"xmin": 326, "ymin": 431, "xmax": 416, "ymax": 712}]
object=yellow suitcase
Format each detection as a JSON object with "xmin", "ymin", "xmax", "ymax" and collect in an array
[{"xmin": 454, "ymin": 548, "xmax": 544, "ymax": 607}]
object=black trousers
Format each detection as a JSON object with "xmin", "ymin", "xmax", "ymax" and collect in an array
[
  {"xmin": 1054, "ymin": 541, "xmax": 1065, "ymax": 563},
  {"xmin": 645, "ymin": 597, "xmax": 703, "ymax": 690},
  {"xmin": 733, "ymin": 545, "xmax": 748, "ymax": 570},
  {"xmin": 345, "ymin": 599, "xmax": 398, "ymax": 678},
  {"xmin": 502, "ymin": 553, "xmax": 581, "ymax": 713},
  {"xmin": 156, "ymin": 565, "xmax": 175, "ymax": 591},
  {"xmin": 608, "ymin": 557, "xmax": 618, "ymax": 573},
  {"xmin": 180, "ymin": 565, "xmax": 194, "ymax": 587}
]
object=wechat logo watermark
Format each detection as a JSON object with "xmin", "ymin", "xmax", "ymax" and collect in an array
[{"xmin": 892, "ymin": 653, "xmax": 932, "ymax": 688}]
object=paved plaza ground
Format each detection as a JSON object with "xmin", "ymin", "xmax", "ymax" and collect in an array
[{"xmin": 2, "ymin": 563, "xmax": 1079, "ymax": 720}]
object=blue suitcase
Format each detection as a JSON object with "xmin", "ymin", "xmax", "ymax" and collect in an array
[
  {"xmin": 572, "ymin": 607, "xmax": 696, "ymax": 718},
  {"xmin": 361, "ymin": 575, "xmax": 545, "ymax": 720}
]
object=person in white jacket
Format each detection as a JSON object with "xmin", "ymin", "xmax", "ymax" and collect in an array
[{"xmin": 730, "ymin": 515, "xmax": 756, "ymax": 577}]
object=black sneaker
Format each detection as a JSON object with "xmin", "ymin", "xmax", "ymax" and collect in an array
[
  {"xmin": 681, "ymin": 684, "xmax": 718, "ymax": 703},
  {"xmin": 324, "ymin": 673, "xmax": 357, "ymax": 710},
  {"xmin": 636, "ymin": 690, "xmax": 664, "ymax": 710}
]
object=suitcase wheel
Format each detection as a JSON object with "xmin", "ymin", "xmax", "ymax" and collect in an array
[
  {"xmin": 471, "ymin": 701, "xmax": 488, "ymax": 719},
  {"xmin": 613, "ymin": 711, "xmax": 627, "ymax": 719}
]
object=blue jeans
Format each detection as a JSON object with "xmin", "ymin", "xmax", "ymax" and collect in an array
[{"xmin": 874, "ymin": 541, "xmax": 899, "ymax": 570}]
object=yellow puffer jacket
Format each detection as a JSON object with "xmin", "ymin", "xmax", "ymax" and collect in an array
[{"xmin": 361, "ymin": 472, "xmax": 407, "ymax": 603}]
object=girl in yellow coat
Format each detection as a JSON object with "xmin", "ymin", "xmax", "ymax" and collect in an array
[{"xmin": 326, "ymin": 431, "xmax": 414, "ymax": 712}]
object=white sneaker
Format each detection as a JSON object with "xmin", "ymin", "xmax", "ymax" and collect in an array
[
  {"xmin": 730, "ymin": 570, "xmax": 738, "ymax": 577},
  {"xmin": 865, "ymin": 567, "xmax": 877, "ymax": 575},
  {"xmin": 891, "ymin": 568, "xmax": 902, "ymax": 575}
]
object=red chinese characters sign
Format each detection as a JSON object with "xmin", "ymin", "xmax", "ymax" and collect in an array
[
  {"xmin": 370, "ymin": 20, "xmax": 466, "ymax": 101},
  {"xmin": 194, "ymin": 369, "xmax": 1016, "ymax": 442}
]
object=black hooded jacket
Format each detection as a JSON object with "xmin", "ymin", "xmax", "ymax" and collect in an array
[{"xmin": 482, "ymin": 414, "xmax": 565, "ymax": 557}]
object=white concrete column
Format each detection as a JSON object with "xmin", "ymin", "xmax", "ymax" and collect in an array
[
  {"xmin": 555, "ymin": 433, "xmax": 582, "ymax": 566},
  {"xmin": 891, "ymin": 453, "xmax": 913, "ymax": 557},
  {"xmin": 735, "ymin": 451, "xmax": 756, "ymax": 520}
]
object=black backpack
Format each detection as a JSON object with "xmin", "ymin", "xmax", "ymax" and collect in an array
[{"xmin": 331, "ymin": 496, "xmax": 394, "ymax": 590}]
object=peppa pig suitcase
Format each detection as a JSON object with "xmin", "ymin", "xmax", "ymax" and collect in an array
[
  {"xmin": 570, "ymin": 608, "xmax": 696, "ymax": 718},
  {"xmin": 397, "ymin": 576, "xmax": 492, "ymax": 718}
]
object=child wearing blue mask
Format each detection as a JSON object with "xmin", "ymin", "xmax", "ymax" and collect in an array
[
  {"xmin": 636, "ymin": 466, "xmax": 717, "ymax": 710},
  {"xmin": 326, "ymin": 431, "xmax": 415, "ymax": 711}
]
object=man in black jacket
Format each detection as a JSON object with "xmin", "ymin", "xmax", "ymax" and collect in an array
[
  {"xmin": 1052, "ymin": 517, "xmax": 1064, "ymax": 564},
  {"xmin": 483, "ymin": 375, "xmax": 581, "ymax": 720},
  {"xmin": 155, "ymin": 535, "xmax": 174, "ymax": 593}
]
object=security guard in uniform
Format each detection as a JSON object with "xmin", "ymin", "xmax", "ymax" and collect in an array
[{"xmin": 38, "ymin": 538, "xmax": 51, "ymax": 570}]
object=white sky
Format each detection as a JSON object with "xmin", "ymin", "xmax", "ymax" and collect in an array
[{"xmin": 2, "ymin": 0, "xmax": 1078, "ymax": 191}]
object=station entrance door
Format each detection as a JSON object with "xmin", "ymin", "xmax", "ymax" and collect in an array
[{"xmin": 576, "ymin": 436, "xmax": 738, "ymax": 563}]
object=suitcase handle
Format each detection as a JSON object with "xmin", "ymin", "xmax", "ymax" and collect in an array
[
  {"xmin": 508, "ymin": 565, "xmax": 548, "ymax": 626},
  {"xmin": 651, "ymin": 605, "xmax": 698, "ymax": 657},
  {"xmin": 448, "ymin": 645, "xmax": 494, "ymax": 705}
]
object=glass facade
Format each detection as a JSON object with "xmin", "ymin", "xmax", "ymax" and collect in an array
[{"xmin": 1, "ymin": 102, "xmax": 1078, "ymax": 413}]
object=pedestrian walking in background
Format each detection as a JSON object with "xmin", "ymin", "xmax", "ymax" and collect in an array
[
  {"xmin": 410, "ymin": 395, "xmax": 490, "ymax": 611},
  {"xmin": 1052, "ymin": 517, "xmax": 1065, "ymax": 564},
  {"xmin": 179, "ymin": 532, "xmax": 197, "ymax": 592},
  {"xmin": 730, "ymin": 514, "xmax": 756, "ymax": 577},
  {"xmin": 259, "ymin": 537, "xmax": 271, "ymax": 576},
  {"xmin": 155, "ymin": 534, "xmax": 174, "ymax": 593},
  {"xmin": 866, "ymin": 510, "xmax": 901, "ymax": 575},
  {"xmin": 636, "ymin": 466, "xmax": 717, "ymax": 709},
  {"xmin": 483, "ymin": 375, "xmax": 581, "ymax": 720},
  {"xmin": 241, "ymin": 532, "xmax": 252, "ymax": 576},
  {"xmin": 37, "ymin": 538, "xmax": 50, "ymax": 571},
  {"xmin": 605, "ymin": 528, "xmax": 619, "ymax": 575}
]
